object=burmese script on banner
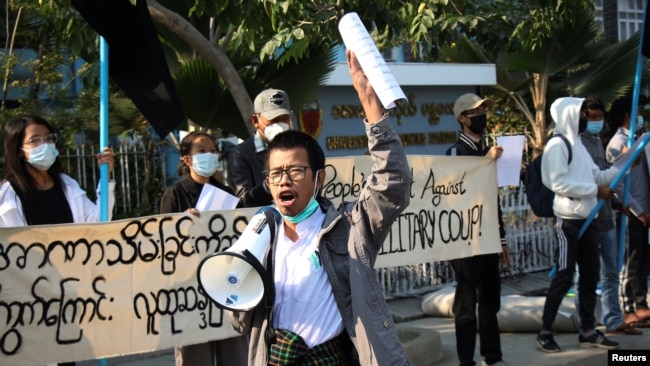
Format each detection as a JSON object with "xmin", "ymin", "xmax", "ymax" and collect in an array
[{"xmin": 0, "ymin": 155, "xmax": 500, "ymax": 365}]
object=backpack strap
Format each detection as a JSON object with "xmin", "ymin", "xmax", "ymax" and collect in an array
[{"xmin": 551, "ymin": 134, "xmax": 572, "ymax": 164}]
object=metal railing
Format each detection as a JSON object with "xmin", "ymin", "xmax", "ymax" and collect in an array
[{"xmin": 58, "ymin": 142, "xmax": 168, "ymax": 219}]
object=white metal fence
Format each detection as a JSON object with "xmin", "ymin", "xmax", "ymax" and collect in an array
[
  {"xmin": 58, "ymin": 142, "xmax": 170, "ymax": 220},
  {"xmin": 58, "ymin": 144, "xmax": 556, "ymax": 298}
]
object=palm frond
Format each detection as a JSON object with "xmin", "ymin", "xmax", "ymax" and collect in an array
[{"xmin": 567, "ymin": 32, "xmax": 640, "ymax": 105}]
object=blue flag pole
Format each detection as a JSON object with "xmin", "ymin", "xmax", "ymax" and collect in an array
[
  {"xmin": 98, "ymin": 36, "xmax": 109, "ymax": 366},
  {"xmin": 99, "ymin": 37, "xmax": 109, "ymax": 222}
]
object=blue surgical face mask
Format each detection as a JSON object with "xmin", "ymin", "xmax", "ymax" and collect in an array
[
  {"xmin": 281, "ymin": 169, "xmax": 320, "ymax": 224},
  {"xmin": 191, "ymin": 152, "xmax": 220, "ymax": 177},
  {"xmin": 585, "ymin": 120, "xmax": 603, "ymax": 135},
  {"xmin": 23, "ymin": 143, "xmax": 59, "ymax": 171}
]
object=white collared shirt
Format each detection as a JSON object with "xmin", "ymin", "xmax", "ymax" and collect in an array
[{"xmin": 273, "ymin": 208, "xmax": 344, "ymax": 347}]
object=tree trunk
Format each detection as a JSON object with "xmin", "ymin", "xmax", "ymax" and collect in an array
[
  {"xmin": 146, "ymin": 0, "xmax": 256, "ymax": 137},
  {"xmin": 530, "ymin": 72, "xmax": 549, "ymax": 159}
]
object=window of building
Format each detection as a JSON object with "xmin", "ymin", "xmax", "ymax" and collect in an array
[{"xmin": 618, "ymin": 0, "xmax": 645, "ymax": 41}]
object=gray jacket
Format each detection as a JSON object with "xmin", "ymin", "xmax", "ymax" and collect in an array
[
  {"xmin": 606, "ymin": 127, "xmax": 650, "ymax": 216},
  {"xmin": 580, "ymin": 132, "xmax": 615, "ymax": 231},
  {"xmin": 227, "ymin": 115, "xmax": 413, "ymax": 365}
]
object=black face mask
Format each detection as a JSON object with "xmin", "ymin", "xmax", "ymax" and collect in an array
[{"xmin": 468, "ymin": 114, "xmax": 487, "ymax": 135}]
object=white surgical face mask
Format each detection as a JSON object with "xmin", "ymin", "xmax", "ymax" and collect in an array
[
  {"xmin": 191, "ymin": 152, "xmax": 220, "ymax": 177},
  {"xmin": 23, "ymin": 143, "xmax": 59, "ymax": 171},
  {"xmin": 263, "ymin": 122, "xmax": 290, "ymax": 142}
]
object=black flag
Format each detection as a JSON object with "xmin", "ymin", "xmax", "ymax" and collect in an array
[{"xmin": 71, "ymin": 0, "xmax": 185, "ymax": 139}]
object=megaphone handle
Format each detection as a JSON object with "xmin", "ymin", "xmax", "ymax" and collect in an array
[
  {"xmin": 261, "ymin": 209, "xmax": 278, "ymax": 303},
  {"xmin": 261, "ymin": 209, "xmax": 279, "ymax": 345},
  {"xmin": 252, "ymin": 241, "xmax": 278, "ymax": 345}
]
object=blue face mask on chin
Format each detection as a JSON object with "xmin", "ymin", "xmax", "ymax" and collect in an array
[
  {"xmin": 585, "ymin": 120, "xmax": 603, "ymax": 135},
  {"xmin": 281, "ymin": 169, "xmax": 320, "ymax": 224},
  {"xmin": 282, "ymin": 197, "xmax": 319, "ymax": 224}
]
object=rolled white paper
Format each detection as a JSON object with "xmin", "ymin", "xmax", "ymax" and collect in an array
[{"xmin": 338, "ymin": 12, "xmax": 407, "ymax": 109}]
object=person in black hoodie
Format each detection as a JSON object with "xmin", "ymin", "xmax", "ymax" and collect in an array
[{"xmin": 445, "ymin": 93, "xmax": 510, "ymax": 366}]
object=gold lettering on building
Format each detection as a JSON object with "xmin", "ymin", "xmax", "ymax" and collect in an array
[
  {"xmin": 331, "ymin": 105, "xmax": 366, "ymax": 119},
  {"xmin": 325, "ymin": 135, "xmax": 369, "ymax": 150},
  {"xmin": 428, "ymin": 131, "xmax": 459, "ymax": 144},
  {"xmin": 327, "ymin": 93, "xmax": 460, "ymax": 150},
  {"xmin": 421, "ymin": 102, "xmax": 454, "ymax": 125},
  {"xmin": 389, "ymin": 95, "xmax": 418, "ymax": 125},
  {"xmin": 326, "ymin": 132, "xmax": 459, "ymax": 150},
  {"xmin": 330, "ymin": 94, "xmax": 454, "ymax": 126}
]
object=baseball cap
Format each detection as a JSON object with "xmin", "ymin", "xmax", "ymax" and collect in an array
[
  {"xmin": 254, "ymin": 89, "xmax": 292, "ymax": 120},
  {"xmin": 453, "ymin": 93, "xmax": 494, "ymax": 118}
]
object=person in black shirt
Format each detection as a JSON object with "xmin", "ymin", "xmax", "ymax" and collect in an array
[
  {"xmin": 445, "ymin": 94, "xmax": 510, "ymax": 366},
  {"xmin": 159, "ymin": 131, "xmax": 248, "ymax": 366}
]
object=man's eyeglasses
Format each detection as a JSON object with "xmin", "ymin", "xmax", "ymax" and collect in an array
[
  {"xmin": 265, "ymin": 165, "xmax": 311, "ymax": 185},
  {"xmin": 22, "ymin": 133, "xmax": 57, "ymax": 146},
  {"xmin": 462, "ymin": 109, "xmax": 487, "ymax": 118}
]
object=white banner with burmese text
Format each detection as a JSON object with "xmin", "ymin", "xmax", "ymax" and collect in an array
[{"xmin": 0, "ymin": 155, "xmax": 500, "ymax": 365}]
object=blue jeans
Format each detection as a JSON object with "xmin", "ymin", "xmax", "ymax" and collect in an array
[
  {"xmin": 598, "ymin": 228, "xmax": 624, "ymax": 330},
  {"xmin": 575, "ymin": 228, "xmax": 624, "ymax": 330}
]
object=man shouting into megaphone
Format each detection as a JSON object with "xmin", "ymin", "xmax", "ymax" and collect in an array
[{"xmin": 224, "ymin": 50, "xmax": 413, "ymax": 365}]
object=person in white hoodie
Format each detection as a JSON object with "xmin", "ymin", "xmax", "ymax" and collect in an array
[{"xmin": 535, "ymin": 97, "xmax": 620, "ymax": 353}]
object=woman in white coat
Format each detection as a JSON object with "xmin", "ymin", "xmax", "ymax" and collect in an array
[{"xmin": 0, "ymin": 115, "xmax": 115, "ymax": 227}]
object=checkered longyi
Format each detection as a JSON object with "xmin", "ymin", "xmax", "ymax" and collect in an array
[{"xmin": 268, "ymin": 328, "xmax": 347, "ymax": 365}]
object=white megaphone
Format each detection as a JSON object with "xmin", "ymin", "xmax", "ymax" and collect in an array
[{"xmin": 197, "ymin": 206, "xmax": 280, "ymax": 311}]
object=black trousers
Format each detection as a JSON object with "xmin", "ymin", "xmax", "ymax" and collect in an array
[
  {"xmin": 542, "ymin": 218, "xmax": 600, "ymax": 332},
  {"xmin": 452, "ymin": 253, "xmax": 502, "ymax": 366},
  {"xmin": 620, "ymin": 215, "xmax": 650, "ymax": 313}
]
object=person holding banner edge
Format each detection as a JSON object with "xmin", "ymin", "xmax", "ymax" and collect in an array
[
  {"xmin": 605, "ymin": 96, "xmax": 650, "ymax": 329},
  {"xmin": 159, "ymin": 131, "xmax": 249, "ymax": 366},
  {"xmin": 445, "ymin": 93, "xmax": 510, "ymax": 366},
  {"xmin": 0, "ymin": 115, "xmax": 116, "ymax": 366},
  {"xmin": 536, "ymin": 97, "xmax": 620, "ymax": 353},
  {"xmin": 226, "ymin": 49, "xmax": 412, "ymax": 365}
]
